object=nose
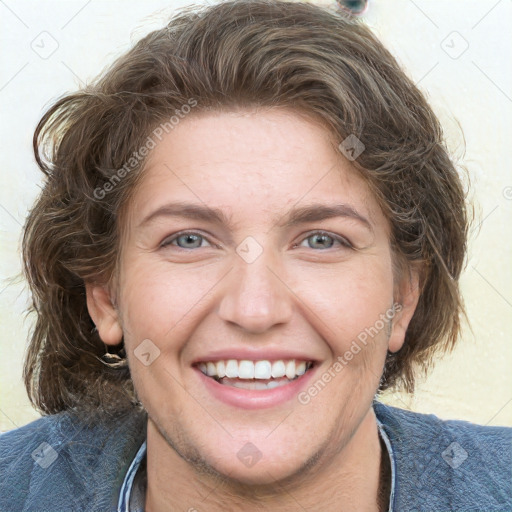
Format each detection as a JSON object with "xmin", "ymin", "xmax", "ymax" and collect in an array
[{"xmin": 217, "ymin": 248, "xmax": 293, "ymax": 334}]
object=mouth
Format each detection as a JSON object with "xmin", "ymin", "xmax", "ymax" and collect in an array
[{"xmin": 195, "ymin": 358, "xmax": 316, "ymax": 391}]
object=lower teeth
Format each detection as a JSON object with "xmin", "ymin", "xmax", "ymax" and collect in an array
[{"xmin": 216, "ymin": 376, "xmax": 297, "ymax": 390}]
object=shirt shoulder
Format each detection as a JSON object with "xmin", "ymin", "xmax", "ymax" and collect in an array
[
  {"xmin": 374, "ymin": 400, "xmax": 512, "ymax": 511},
  {"xmin": 0, "ymin": 409, "xmax": 146, "ymax": 512}
]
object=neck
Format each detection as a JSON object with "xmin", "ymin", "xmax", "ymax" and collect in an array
[{"xmin": 145, "ymin": 407, "xmax": 386, "ymax": 512}]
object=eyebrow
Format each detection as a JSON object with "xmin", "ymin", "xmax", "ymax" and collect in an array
[{"xmin": 137, "ymin": 201, "xmax": 372, "ymax": 231}]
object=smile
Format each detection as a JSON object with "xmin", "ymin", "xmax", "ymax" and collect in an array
[
  {"xmin": 198, "ymin": 358, "xmax": 313, "ymax": 381},
  {"xmin": 194, "ymin": 358, "xmax": 316, "ymax": 407}
]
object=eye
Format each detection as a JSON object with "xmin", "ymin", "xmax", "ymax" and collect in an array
[
  {"xmin": 296, "ymin": 231, "xmax": 352, "ymax": 250},
  {"xmin": 160, "ymin": 230, "xmax": 352, "ymax": 251},
  {"xmin": 160, "ymin": 232, "xmax": 211, "ymax": 249}
]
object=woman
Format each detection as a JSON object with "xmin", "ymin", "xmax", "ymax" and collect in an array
[{"xmin": 1, "ymin": 1, "xmax": 510, "ymax": 510}]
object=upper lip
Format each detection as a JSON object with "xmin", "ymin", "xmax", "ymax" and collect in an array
[{"xmin": 192, "ymin": 348, "xmax": 320, "ymax": 365}]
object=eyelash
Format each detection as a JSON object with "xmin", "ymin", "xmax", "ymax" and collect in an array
[{"xmin": 160, "ymin": 230, "xmax": 353, "ymax": 251}]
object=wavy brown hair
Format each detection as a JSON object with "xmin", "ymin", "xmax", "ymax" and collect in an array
[{"xmin": 22, "ymin": 0, "xmax": 468, "ymax": 415}]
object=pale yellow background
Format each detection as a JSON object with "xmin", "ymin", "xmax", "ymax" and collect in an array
[{"xmin": 1, "ymin": 0, "xmax": 511, "ymax": 431}]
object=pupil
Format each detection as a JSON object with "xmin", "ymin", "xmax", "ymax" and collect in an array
[
  {"xmin": 312, "ymin": 234, "xmax": 332, "ymax": 249},
  {"xmin": 181, "ymin": 234, "xmax": 199, "ymax": 247}
]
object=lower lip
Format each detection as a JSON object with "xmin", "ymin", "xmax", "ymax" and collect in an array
[{"xmin": 195, "ymin": 365, "xmax": 317, "ymax": 410}]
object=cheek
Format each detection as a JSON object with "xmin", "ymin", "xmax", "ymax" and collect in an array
[
  {"xmin": 290, "ymin": 255, "xmax": 394, "ymax": 353},
  {"xmin": 118, "ymin": 259, "xmax": 224, "ymax": 345}
]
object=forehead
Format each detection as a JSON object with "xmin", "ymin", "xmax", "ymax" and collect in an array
[{"xmin": 125, "ymin": 108, "xmax": 385, "ymax": 231}]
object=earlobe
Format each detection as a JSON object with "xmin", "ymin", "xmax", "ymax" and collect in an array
[
  {"xmin": 388, "ymin": 269, "xmax": 421, "ymax": 353},
  {"xmin": 85, "ymin": 282, "xmax": 123, "ymax": 346}
]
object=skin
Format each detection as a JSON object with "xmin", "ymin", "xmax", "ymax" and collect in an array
[{"xmin": 86, "ymin": 108, "xmax": 419, "ymax": 511}]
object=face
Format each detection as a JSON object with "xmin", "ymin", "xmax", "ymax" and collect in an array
[{"xmin": 87, "ymin": 108, "xmax": 418, "ymax": 485}]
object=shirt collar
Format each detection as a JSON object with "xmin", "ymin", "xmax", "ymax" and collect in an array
[
  {"xmin": 118, "ymin": 440, "xmax": 147, "ymax": 512},
  {"xmin": 376, "ymin": 416, "xmax": 397, "ymax": 512}
]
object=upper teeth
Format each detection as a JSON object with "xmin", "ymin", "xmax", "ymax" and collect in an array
[{"xmin": 197, "ymin": 359, "xmax": 311, "ymax": 380}]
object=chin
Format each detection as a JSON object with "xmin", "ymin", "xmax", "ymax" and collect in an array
[
  {"xmin": 207, "ymin": 449, "xmax": 319, "ymax": 487},
  {"xmin": 188, "ymin": 429, "xmax": 327, "ymax": 487}
]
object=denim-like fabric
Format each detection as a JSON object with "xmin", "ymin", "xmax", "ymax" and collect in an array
[
  {"xmin": 373, "ymin": 401, "xmax": 512, "ymax": 511},
  {"xmin": 0, "ymin": 409, "xmax": 146, "ymax": 512},
  {"xmin": 1, "ymin": 401, "xmax": 511, "ymax": 511}
]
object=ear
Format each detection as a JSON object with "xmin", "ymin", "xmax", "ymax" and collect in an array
[
  {"xmin": 388, "ymin": 267, "xmax": 421, "ymax": 353},
  {"xmin": 85, "ymin": 282, "xmax": 123, "ymax": 346}
]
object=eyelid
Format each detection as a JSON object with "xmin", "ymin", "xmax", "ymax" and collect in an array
[
  {"xmin": 160, "ymin": 230, "xmax": 214, "ymax": 249},
  {"xmin": 295, "ymin": 230, "xmax": 353, "ymax": 249},
  {"xmin": 160, "ymin": 230, "xmax": 353, "ymax": 250}
]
